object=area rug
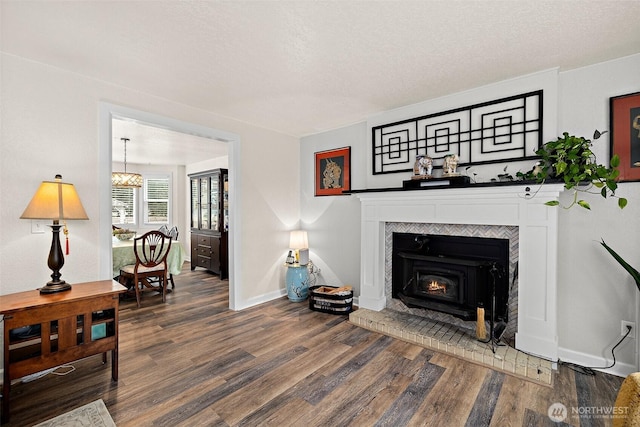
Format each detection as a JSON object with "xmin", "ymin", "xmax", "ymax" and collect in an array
[{"xmin": 33, "ymin": 399, "xmax": 115, "ymax": 427}]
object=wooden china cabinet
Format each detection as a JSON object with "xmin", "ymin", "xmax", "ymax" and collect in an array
[{"xmin": 189, "ymin": 169, "xmax": 229, "ymax": 279}]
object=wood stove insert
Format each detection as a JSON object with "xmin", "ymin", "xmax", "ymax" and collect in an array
[{"xmin": 392, "ymin": 233, "xmax": 509, "ymax": 322}]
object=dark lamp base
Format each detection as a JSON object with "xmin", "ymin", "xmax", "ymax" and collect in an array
[{"xmin": 40, "ymin": 281, "xmax": 72, "ymax": 294}]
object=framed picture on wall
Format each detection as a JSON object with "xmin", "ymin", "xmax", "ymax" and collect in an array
[
  {"xmin": 610, "ymin": 91, "xmax": 640, "ymax": 181},
  {"xmin": 315, "ymin": 147, "xmax": 351, "ymax": 196}
]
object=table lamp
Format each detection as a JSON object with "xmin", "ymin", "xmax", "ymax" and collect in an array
[
  {"xmin": 289, "ymin": 230, "xmax": 309, "ymax": 265},
  {"xmin": 20, "ymin": 175, "xmax": 89, "ymax": 293}
]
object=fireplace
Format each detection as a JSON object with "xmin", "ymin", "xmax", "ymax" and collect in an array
[
  {"xmin": 405, "ymin": 261, "xmax": 465, "ymax": 303},
  {"xmin": 355, "ymin": 184, "xmax": 564, "ymax": 360},
  {"xmin": 392, "ymin": 233, "xmax": 509, "ymax": 322}
]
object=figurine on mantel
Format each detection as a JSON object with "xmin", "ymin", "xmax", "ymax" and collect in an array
[
  {"xmin": 442, "ymin": 153, "xmax": 460, "ymax": 176},
  {"xmin": 411, "ymin": 154, "xmax": 433, "ymax": 179}
]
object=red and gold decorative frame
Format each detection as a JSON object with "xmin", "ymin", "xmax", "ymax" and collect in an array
[
  {"xmin": 315, "ymin": 147, "xmax": 351, "ymax": 196},
  {"xmin": 610, "ymin": 91, "xmax": 640, "ymax": 181}
]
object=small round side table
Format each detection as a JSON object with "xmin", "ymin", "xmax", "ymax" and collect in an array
[{"xmin": 285, "ymin": 264, "xmax": 309, "ymax": 302}]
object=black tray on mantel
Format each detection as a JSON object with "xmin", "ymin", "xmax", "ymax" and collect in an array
[{"xmin": 402, "ymin": 175, "xmax": 471, "ymax": 190}]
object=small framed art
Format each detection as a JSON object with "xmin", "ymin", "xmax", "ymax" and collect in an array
[
  {"xmin": 315, "ymin": 147, "xmax": 351, "ymax": 196},
  {"xmin": 610, "ymin": 91, "xmax": 640, "ymax": 181}
]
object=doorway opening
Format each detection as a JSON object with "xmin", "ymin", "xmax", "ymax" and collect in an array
[{"xmin": 99, "ymin": 102, "xmax": 241, "ymax": 309}]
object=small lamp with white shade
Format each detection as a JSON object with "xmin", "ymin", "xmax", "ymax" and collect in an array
[
  {"xmin": 284, "ymin": 230, "xmax": 310, "ymax": 302},
  {"xmin": 289, "ymin": 230, "xmax": 309, "ymax": 265}
]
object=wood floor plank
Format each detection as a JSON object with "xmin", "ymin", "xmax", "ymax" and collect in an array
[
  {"xmin": 295, "ymin": 335, "xmax": 394, "ymax": 406},
  {"xmin": 2, "ymin": 263, "xmax": 624, "ymax": 427},
  {"xmin": 464, "ymin": 369, "xmax": 505, "ymax": 426},
  {"xmin": 212, "ymin": 341, "xmax": 352, "ymax": 425},
  {"xmin": 489, "ymin": 375, "xmax": 541, "ymax": 427},
  {"xmin": 114, "ymin": 374, "xmax": 228, "ymax": 426},
  {"xmin": 523, "ymin": 407, "xmax": 572, "ymax": 427},
  {"xmin": 550, "ymin": 362, "xmax": 580, "ymax": 416},
  {"xmin": 348, "ymin": 372, "xmax": 416, "ymax": 426},
  {"xmin": 302, "ymin": 345, "xmax": 427, "ymax": 427},
  {"xmin": 151, "ymin": 345, "xmax": 309, "ymax": 424},
  {"xmin": 406, "ymin": 354, "xmax": 488, "ymax": 426},
  {"xmin": 374, "ymin": 359, "xmax": 446, "ymax": 426},
  {"xmin": 574, "ymin": 370, "xmax": 611, "ymax": 427},
  {"xmin": 236, "ymin": 397, "xmax": 313, "ymax": 427},
  {"xmin": 173, "ymin": 408, "xmax": 228, "ymax": 427}
]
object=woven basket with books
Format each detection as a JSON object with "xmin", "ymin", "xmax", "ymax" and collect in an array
[{"xmin": 309, "ymin": 285, "xmax": 353, "ymax": 314}]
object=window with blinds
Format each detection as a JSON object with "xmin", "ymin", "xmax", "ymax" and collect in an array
[
  {"xmin": 112, "ymin": 187, "xmax": 135, "ymax": 225},
  {"xmin": 144, "ymin": 177, "xmax": 170, "ymax": 224}
]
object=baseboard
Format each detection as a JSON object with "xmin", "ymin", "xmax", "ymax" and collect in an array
[
  {"xmin": 558, "ymin": 346, "xmax": 636, "ymax": 378},
  {"xmin": 233, "ymin": 288, "xmax": 287, "ymax": 311},
  {"xmin": 357, "ymin": 295, "xmax": 386, "ymax": 311},
  {"xmin": 232, "ymin": 291, "xmax": 360, "ymax": 312}
]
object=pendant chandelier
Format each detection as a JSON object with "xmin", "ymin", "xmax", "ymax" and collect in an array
[{"xmin": 112, "ymin": 137, "xmax": 143, "ymax": 188}]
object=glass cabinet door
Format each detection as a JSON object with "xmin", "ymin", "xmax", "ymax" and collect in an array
[
  {"xmin": 200, "ymin": 177, "xmax": 210, "ymax": 229},
  {"xmin": 190, "ymin": 178, "xmax": 199, "ymax": 229},
  {"xmin": 189, "ymin": 169, "xmax": 227, "ymax": 232},
  {"xmin": 210, "ymin": 174, "xmax": 220, "ymax": 232}
]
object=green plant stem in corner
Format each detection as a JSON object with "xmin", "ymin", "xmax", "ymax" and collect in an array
[
  {"xmin": 521, "ymin": 132, "xmax": 627, "ymax": 210},
  {"xmin": 601, "ymin": 239, "xmax": 640, "ymax": 292}
]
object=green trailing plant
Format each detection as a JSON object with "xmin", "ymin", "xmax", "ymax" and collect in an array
[
  {"xmin": 494, "ymin": 165, "xmax": 515, "ymax": 182},
  {"xmin": 601, "ymin": 240, "xmax": 640, "ymax": 292},
  {"xmin": 520, "ymin": 132, "xmax": 627, "ymax": 210}
]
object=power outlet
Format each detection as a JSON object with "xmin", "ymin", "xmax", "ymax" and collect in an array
[
  {"xmin": 621, "ymin": 321, "xmax": 635, "ymax": 338},
  {"xmin": 31, "ymin": 220, "xmax": 47, "ymax": 234}
]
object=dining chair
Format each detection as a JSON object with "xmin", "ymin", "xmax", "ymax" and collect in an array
[
  {"xmin": 166, "ymin": 227, "xmax": 179, "ymax": 288},
  {"xmin": 157, "ymin": 226, "xmax": 179, "ymax": 288},
  {"xmin": 118, "ymin": 230, "xmax": 172, "ymax": 308},
  {"xmin": 168, "ymin": 226, "xmax": 179, "ymax": 240}
]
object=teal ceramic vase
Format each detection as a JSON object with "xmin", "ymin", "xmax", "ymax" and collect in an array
[{"xmin": 286, "ymin": 265, "xmax": 309, "ymax": 302}]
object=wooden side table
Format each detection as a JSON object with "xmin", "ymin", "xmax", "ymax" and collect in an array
[{"xmin": 1, "ymin": 280, "xmax": 126, "ymax": 423}]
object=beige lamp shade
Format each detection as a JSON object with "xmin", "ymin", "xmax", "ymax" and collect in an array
[
  {"xmin": 21, "ymin": 175, "xmax": 89, "ymax": 220},
  {"xmin": 289, "ymin": 230, "xmax": 308, "ymax": 249}
]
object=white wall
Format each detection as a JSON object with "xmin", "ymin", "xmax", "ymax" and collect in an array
[
  {"xmin": 0, "ymin": 53, "xmax": 300, "ymax": 311},
  {"xmin": 555, "ymin": 53, "xmax": 640, "ymax": 376},
  {"xmin": 300, "ymin": 125, "xmax": 364, "ymax": 291},
  {"xmin": 365, "ymin": 68, "xmax": 559, "ymax": 188},
  {"xmin": 301, "ymin": 53, "xmax": 640, "ymax": 376}
]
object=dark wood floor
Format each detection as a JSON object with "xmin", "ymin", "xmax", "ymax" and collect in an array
[{"xmin": 4, "ymin": 263, "xmax": 624, "ymax": 426}]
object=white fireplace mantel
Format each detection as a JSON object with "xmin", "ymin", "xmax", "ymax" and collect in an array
[{"xmin": 356, "ymin": 183, "xmax": 565, "ymax": 361}]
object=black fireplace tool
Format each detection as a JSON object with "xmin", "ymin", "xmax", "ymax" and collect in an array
[{"xmin": 478, "ymin": 262, "xmax": 507, "ymax": 353}]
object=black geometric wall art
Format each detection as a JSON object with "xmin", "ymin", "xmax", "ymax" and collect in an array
[{"xmin": 372, "ymin": 91, "xmax": 543, "ymax": 174}]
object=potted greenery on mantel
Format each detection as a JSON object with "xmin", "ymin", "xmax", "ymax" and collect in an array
[{"xmin": 520, "ymin": 131, "xmax": 627, "ymax": 210}]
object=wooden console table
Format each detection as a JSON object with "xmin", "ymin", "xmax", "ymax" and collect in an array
[{"xmin": 1, "ymin": 280, "xmax": 126, "ymax": 423}]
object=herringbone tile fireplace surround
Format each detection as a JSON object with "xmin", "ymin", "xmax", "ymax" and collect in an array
[{"xmin": 384, "ymin": 222, "xmax": 519, "ymax": 341}]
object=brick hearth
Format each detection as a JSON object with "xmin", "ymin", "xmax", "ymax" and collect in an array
[{"xmin": 349, "ymin": 308, "xmax": 553, "ymax": 386}]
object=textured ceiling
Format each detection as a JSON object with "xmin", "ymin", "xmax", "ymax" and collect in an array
[
  {"xmin": 3, "ymin": 1, "xmax": 640, "ymax": 140},
  {"xmin": 111, "ymin": 118, "xmax": 229, "ymax": 166}
]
